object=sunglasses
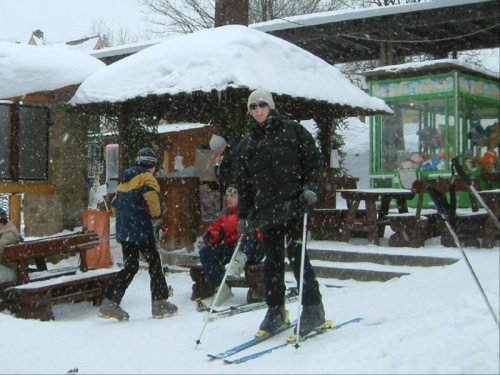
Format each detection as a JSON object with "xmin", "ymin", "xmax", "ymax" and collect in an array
[{"xmin": 249, "ymin": 102, "xmax": 269, "ymax": 110}]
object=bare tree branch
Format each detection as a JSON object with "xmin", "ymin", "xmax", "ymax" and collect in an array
[{"xmin": 138, "ymin": 0, "xmax": 347, "ymax": 34}]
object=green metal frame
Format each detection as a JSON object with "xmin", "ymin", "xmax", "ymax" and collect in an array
[{"xmin": 368, "ymin": 69, "xmax": 499, "ymax": 207}]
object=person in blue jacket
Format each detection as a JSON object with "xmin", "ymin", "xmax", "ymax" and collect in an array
[{"xmin": 98, "ymin": 148, "xmax": 178, "ymax": 321}]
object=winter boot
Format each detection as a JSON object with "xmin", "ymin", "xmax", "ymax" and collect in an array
[
  {"xmin": 295, "ymin": 302, "xmax": 326, "ymax": 336},
  {"xmin": 98, "ymin": 299, "xmax": 130, "ymax": 321},
  {"xmin": 152, "ymin": 299, "xmax": 178, "ymax": 318},
  {"xmin": 214, "ymin": 282, "xmax": 234, "ymax": 306},
  {"xmin": 195, "ymin": 298, "xmax": 208, "ymax": 312},
  {"xmin": 257, "ymin": 305, "xmax": 289, "ymax": 337}
]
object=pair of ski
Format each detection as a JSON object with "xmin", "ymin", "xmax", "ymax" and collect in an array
[
  {"xmin": 208, "ymin": 317, "xmax": 363, "ymax": 364},
  {"xmin": 199, "ymin": 288, "xmax": 299, "ymax": 320}
]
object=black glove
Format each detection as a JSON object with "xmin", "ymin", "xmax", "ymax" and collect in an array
[
  {"xmin": 301, "ymin": 190, "xmax": 317, "ymax": 206},
  {"xmin": 218, "ymin": 230, "xmax": 225, "ymax": 244},
  {"xmin": 202, "ymin": 232, "xmax": 213, "ymax": 246},
  {"xmin": 237, "ymin": 219, "xmax": 256, "ymax": 241}
]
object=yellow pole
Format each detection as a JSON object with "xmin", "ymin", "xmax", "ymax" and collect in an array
[{"xmin": 9, "ymin": 194, "xmax": 22, "ymax": 231}]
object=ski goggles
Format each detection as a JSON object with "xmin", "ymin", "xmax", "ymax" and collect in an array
[{"xmin": 249, "ymin": 101, "xmax": 269, "ymax": 110}]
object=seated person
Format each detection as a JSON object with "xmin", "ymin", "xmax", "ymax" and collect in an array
[
  {"xmin": 471, "ymin": 122, "xmax": 499, "ymax": 171},
  {"xmin": 0, "ymin": 208, "xmax": 23, "ymax": 284},
  {"xmin": 199, "ymin": 187, "xmax": 264, "ymax": 306}
]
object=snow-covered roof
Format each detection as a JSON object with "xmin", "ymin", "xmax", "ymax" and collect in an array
[
  {"xmin": 89, "ymin": 39, "xmax": 166, "ymax": 59},
  {"xmin": 54, "ymin": 37, "xmax": 102, "ymax": 53},
  {"xmin": 157, "ymin": 122, "xmax": 211, "ymax": 133},
  {"xmin": 362, "ymin": 59, "xmax": 500, "ymax": 80},
  {"xmin": 100, "ymin": 122, "xmax": 212, "ymax": 138},
  {"xmin": 70, "ymin": 25, "xmax": 390, "ymax": 113},
  {"xmin": 250, "ymin": 0, "xmax": 493, "ymax": 33},
  {"xmin": 0, "ymin": 41, "xmax": 106, "ymax": 99},
  {"xmin": 29, "ymin": 35, "xmax": 46, "ymax": 45}
]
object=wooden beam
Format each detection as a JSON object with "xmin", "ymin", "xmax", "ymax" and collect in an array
[
  {"xmin": 5, "ymin": 85, "xmax": 79, "ymax": 104},
  {"xmin": 9, "ymin": 194, "xmax": 22, "ymax": 232},
  {"xmin": 0, "ymin": 181, "xmax": 55, "ymax": 194}
]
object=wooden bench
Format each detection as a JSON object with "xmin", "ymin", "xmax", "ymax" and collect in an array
[
  {"xmin": 0, "ymin": 232, "xmax": 120, "ymax": 321},
  {"xmin": 433, "ymin": 177, "xmax": 487, "ymax": 248},
  {"xmin": 311, "ymin": 174, "xmax": 367, "ymax": 240},
  {"xmin": 311, "ymin": 209, "xmax": 367, "ymax": 240},
  {"xmin": 179, "ymin": 262, "xmax": 265, "ymax": 304},
  {"xmin": 386, "ymin": 177, "xmax": 487, "ymax": 248},
  {"xmin": 386, "ymin": 179, "xmax": 436, "ymax": 247}
]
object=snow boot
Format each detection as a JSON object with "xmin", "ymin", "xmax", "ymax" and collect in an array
[
  {"xmin": 98, "ymin": 298, "xmax": 130, "ymax": 321},
  {"xmin": 295, "ymin": 302, "xmax": 326, "ymax": 336},
  {"xmin": 257, "ymin": 305, "xmax": 289, "ymax": 336},
  {"xmin": 152, "ymin": 299, "xmax": 178, "ymax": 318},
  {"xmin": 214, "ymin": 282, "xmax": 234, "ymax": 306},
  {"xmin": 195, "ymin": 298, "xmax": 208, "ymax": 312}
]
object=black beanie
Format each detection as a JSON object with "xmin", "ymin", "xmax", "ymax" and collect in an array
[
  {"xmin": 135, "ymin": 148, "xmax": 158, "ymax": 168},
  {"xmin": 0, "ymin": 207, "xmax": 7, "ymax": 225}
]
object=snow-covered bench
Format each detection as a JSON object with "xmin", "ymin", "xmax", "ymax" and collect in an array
[{"xmin": 0, "ymin": 232, "xmax": 119, "ymax": 321}]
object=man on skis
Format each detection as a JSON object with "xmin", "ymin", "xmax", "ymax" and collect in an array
[{"xmin": 236, "ymin": 89, "xmax": 325, "ymax": 338}]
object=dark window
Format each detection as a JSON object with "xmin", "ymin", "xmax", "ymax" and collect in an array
[
  {"xmin": 0, "ymin": 105, "xmax": 12, "ymax": 179},
  {"xmin": 0, "ymin": 103, "xmax": 50, "ymax": 181}
]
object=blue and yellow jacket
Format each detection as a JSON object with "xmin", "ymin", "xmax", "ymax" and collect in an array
[{"xmin": 111, "ymin": 166, "xmax": 161, "ymax": 244}]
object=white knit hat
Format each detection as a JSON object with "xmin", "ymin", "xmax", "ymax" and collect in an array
[
  {"xmin": 209, "ymin": 134, "xmax": 227, "ymax": 150},
  {"xmin": 247, "ymin": 89, "xmax": 275, "ymax": 111}
]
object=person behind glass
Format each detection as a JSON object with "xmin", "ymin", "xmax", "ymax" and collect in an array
[
  {"xmin": 236, "ymin": 89, "xmax": 325, "ymax": 337},
  {"xmin": 199, "ymin": 186, "xmax": 264, "ymax": 306},
  {"xmin": 0, "ymin": 208, "xmax": 23, "ymax": 284},
  {"xmin": 98, "ymin": 148, "xmax": 178, "ymax": 321}
]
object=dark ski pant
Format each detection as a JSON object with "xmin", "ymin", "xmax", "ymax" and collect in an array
[
  {"xmin": 262, "ymin": 219, "xmax": 322, "ymax": 307},
  {"xmin": 105, "ymin": 241, "xmax": 169, "ymax": 304},
  {"xmin": 199, "ymin": 241, "xmax": 264, "ymax": 289}
]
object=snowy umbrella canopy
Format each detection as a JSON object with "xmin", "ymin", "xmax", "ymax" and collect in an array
[
  {"xmin": 0, "ymin": 41, "xmax": 105, "ymax": 100},
  {"xmin": 69, "ymin": 25, "xmax": 390, "ymax": 114}
]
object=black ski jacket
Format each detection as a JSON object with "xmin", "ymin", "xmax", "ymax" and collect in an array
[
  {"xmin": 236, "ymin": 110, "xmax": 322, "ymax": 229},
  {"xmin": 214, "ymin": 136, "xmax": 240, "ymax": 192}
]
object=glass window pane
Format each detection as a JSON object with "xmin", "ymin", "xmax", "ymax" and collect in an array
[
  {"xmin": 378, "ymin": 98, "xmax": 455, "ymax": 173},
  {"xmin": 0, "ymin": 104, "xmax": 12, "ymax": 179},
  {"xmin": 19, "ymin": 106, "xmax": 49, "ymax": 180}
]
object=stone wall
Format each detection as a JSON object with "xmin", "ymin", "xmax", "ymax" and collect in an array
[{"xmin": 24, "ymin": 95, "xmax": 89, "ymax": 236}]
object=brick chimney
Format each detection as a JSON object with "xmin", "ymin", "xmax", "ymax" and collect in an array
[
  {"xmin": 32, "ymin": 29, "xmax": 44, "ymax": 40},
  {"xmin": 215, "ymin": 0, "xmax": 248, "ymax": 27}
]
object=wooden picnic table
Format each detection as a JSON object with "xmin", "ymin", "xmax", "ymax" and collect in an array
[{"xmin": 338, "ymin": 188, "xmax": 416, "ymax": 246}]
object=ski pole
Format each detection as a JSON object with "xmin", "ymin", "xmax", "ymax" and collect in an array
[
  {"xmin": 194, "ymin": 236, "xmax": 244, "ymax": 348},
  {"xmin": 451, "ymin": 157, "xmax": 500, "ymax": 229},
  {"xmin": 427, "ymin": 186, "xmax": 500, "ymax": 328},
  {"xmin": 294, "ymin": 211, "xmax": 309, "ymax": 349}
]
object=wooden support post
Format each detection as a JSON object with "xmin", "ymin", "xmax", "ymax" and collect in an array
[{"xmin": 9, "ymin": 194, "xmax": 22, "ymax": 231}]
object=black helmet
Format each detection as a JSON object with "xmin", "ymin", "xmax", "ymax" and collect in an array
[
  {"xmin": 135, "ymin": 148, "xmax": 158, "ymax": 168},
  {"xmin": 0, "ymin": 207, "xmax": 7, "ymax": 225}
]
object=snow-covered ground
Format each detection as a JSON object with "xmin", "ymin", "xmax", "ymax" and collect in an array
[
  {"xmin": 2, "ymin": 126, "xmax": 499, "ymax": 374},
  {"xmin": 1, "ymin": 225, "xmax": 498, "ymax": 374}
]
